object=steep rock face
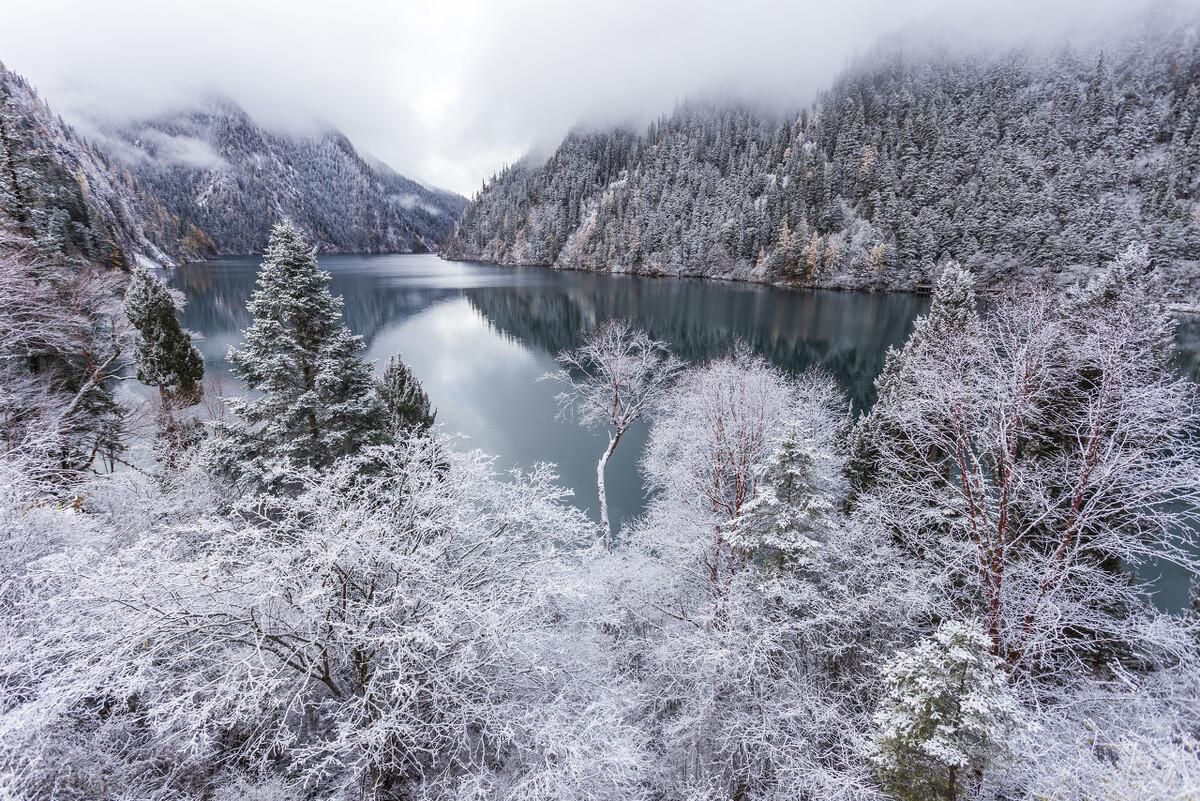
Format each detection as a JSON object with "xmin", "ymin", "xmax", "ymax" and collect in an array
[
  {"xmin": 0, "ymin": 61, "xmax": 179, "ymax": 267},
  {"xmin": 444, "ymin": 14, "xmax": 1200, "ymax": 297},
  {"xmin": 97, "ymin": 99, "xmax": 465, "ymax": 258}
]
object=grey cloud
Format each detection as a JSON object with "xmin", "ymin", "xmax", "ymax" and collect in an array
[
  {"xmin": 0, "ymin": 0, "xmax": 1184, "ymax": 195},
  {"xmin": 136, "ymin": 130, "xmax": 229, "ymax": 170}
]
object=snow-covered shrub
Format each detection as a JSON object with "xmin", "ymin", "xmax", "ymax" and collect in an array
[{"xmin": 870, "ymin": 620, "xmax": 1020, "ymax": 801}]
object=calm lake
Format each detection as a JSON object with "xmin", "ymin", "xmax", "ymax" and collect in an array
[{"xmin": 169, "ymin": 253, "xmax": 1199, "ymax": 610}]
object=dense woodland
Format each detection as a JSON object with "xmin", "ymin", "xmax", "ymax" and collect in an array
[
  {"xmin": 2, "ymin": 7, "xmax": 1200, "ymax": 801},
  {"xmin": 445, "ymin": 11, "xmax": 1200, "ymax": 296},
  {"xmin": 3, "ymin": 208, "xmax": 1198, "ymax": 799}
]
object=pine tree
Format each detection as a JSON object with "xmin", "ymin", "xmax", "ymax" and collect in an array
[
  {"xmin": 727, "ymin": 419, "xmax": 833, "ymax": 567},
  {"xmin": 847, "ymin": 264, "xmax": 978, "ymax": 498},
  {"xmin": 377, "ymin": 353, "xmax": 435, "ymax": 435},
  {"xmin": 124, "ymin": 267, "xmax": 204, "ymax": 407},
  {"xmin": 204, "ymin": 220, "xmax": 387, "ymax": 493},
  {"xmin": 871, "ymin": 620, "xmax": 1019, "ymax": 801}
]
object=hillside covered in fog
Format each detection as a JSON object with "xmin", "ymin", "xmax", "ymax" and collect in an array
[
  {"xmin": 96, "ymin": 98, "xmax": 465, "ymax": 258},
  {"xmin": 1, "ymin": 62, "xmax": 464, "ymax": 266},
  {"xmin": 445, "ymin": 10, "xmax": 1200, "ymax": 298}
]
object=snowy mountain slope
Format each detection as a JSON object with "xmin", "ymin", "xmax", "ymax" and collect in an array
[
  {"xmin": 0, "ymin": 61, "xmax": 180, "ymax": 267},
  {"xmin": 443, "ymin": 12, "xmax": 1200, "ymax": 297},
  {"xmin": 95, "ymin": 98, "xmax": 466, "ymax": 257}
]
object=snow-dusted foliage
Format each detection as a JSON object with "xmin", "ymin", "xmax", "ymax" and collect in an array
[
  {"xmin": 728, "ymin": 371, "xmax": 846, "ymax": 565},
  {"xmin": 445, "ymin": 11, "xmax": 1200, "ymax": 297},
  {"xmin": 203, "ymin": 221, "xmax": 387, "ymax": 493},
  {"xmin": 0, "ymin": 247, "xmax": 131, "ymax": 473},
  {"xmin": 609, "ymin": 357, "xmax": 923, "ymax": 801},
  {"xmin": 855, "ymin": 245, "xmax": 1200, "ymax": 689},
  {"xmin": 124, "ymin": 265, "xmax": 203, "ymax": 405},
  {"xmin": 1, "ymin": 436, "xmax": 643, "ymax": 800},
  {"xmin": 377, "ymin": 353, "xmax": 436, "ymax": 435},
  {"xmin": 642, "ymin": 347, "xmax": 799, "ymax": 600},
  {"xmin": 3, "ymin": 23, "xmax": 1199, "ymax": 788},
  {"xmin": 870, "ymin": 620, "xmax": 1020, "ymax": 801},
  {"xmin": 3, "ymin": 243, "xmax": 1198, "ymax": 797},
  {"xmin": 847, "ymin": 262, "xmax": 978, "ymax": 498},
  {"xmin": 545, "ymin": 320, "xmax": 683, "ymax": 545}
]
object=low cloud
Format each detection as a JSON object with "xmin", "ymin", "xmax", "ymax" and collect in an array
[
  {"xmin": 392, "ymin": 193, "xmax": 442, "ymax": 216},
  {"xmin": 135, "ymin": 130, "xmax": 229, "ymax": 170},
  {"xmin": 0, "ymin": 0, "xmax": 1180, "ymax": 195}
]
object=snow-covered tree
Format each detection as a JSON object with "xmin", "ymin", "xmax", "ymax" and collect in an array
[
  {"xmin": 847, "ymin": 262, "xmax": 978, "ymax": 499},
  {"xmin": 858, "ymin": 246, "xmax": 1200, "ymax": 686},
  {"xmin": 0, "ymin": 249, "xmax": 131, "ymax": 474},
  {"xmin": 1027, "ymin": 729, "xmax": 1200, "ymax": 801},
  {"xmin": 203, "ymin": 220, "xmax": 387, "ymax": 493},
  {"xmin": 728, "ymin": 371, "xmax": 846, "ymax": 567},
  {"xmin": 2, "ymin": 435, "xmax": 650, "ymax": 800},
  {"xmin": 376, "ymin": 353, "xmax": 434, "ymax": 435},
  {"xmin": 871, "ymin": 620, "xmax": 1020, "ymax": 801},
  {"xmin": 643, "ymin": 347, "xmax": 799, "ymax": 603},
  {"xmin": 546, "ymin": 320, "xmax": 682, "ymax": 546},
  {"xmin": 124, "ymin": 266, "xmax": 203, "ymax": 406},
  {"xmin": 612, "ymin": 366, "xmax": 922, "ymax": 801}
]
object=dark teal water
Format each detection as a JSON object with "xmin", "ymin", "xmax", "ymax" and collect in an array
[
  {"xmin": 170, "ymin": 253, "xmax": 927, "ymax": 528},
  {"xmin": 169, "ymin": 254, "xmax": 1198, "ymax": 611}
]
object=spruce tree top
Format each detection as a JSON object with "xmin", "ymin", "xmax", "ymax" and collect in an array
[
  {"xmin": 208, "ymin": 220, "xmax": 386, "ymax": 490},
  {"xmin": 124, "ymin": 266, "xmax": 204, "ymax": 403},
  {"xmin": 378, "ymin": 354, "xmax": 435, "ymax": 435},
  {"xmin": 871, "ymin": 620, "xmax": 1019, "ymax": 801},
  {"xmin": 728, "ymin": 419, "xmax": 833, "ymax": 565},
  {"xmin": 232, "ymin": 220, "xmax": 351, "ymax": 389}
]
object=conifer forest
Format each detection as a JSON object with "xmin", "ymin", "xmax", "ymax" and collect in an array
[{"xmin": 2, "ymin": 2, "xmax": 1200, "ymax": 800}]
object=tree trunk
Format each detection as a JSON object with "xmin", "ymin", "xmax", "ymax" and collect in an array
[{"xmin": 597, "ymin": 430, "xmax": 623, "ymax": 550}]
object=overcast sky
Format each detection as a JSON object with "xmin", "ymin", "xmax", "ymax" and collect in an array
[{"xmin": 0, "ymin": 0, "xmax": 1175, "ymax": 195}]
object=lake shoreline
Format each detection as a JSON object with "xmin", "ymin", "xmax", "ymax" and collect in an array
[{"xmin": 435, "ymin": 254, "xmax": 1200, "ymax": 305}]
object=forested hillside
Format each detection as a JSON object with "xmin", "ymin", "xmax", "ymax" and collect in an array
[
  {"xmin": 444, "ymin": 13, "xmax": 1200, "ymax": 296},
  {"xmin": 0, "ymin": 61, "xmax": 179, "ymax": 267},
  {"xmin": 97, "ymin": 98, "xmax": 466, "ymax": 257},
  {"xmin": 3, "ymin": 5, "xmax": 1200, "ymax": 797}
]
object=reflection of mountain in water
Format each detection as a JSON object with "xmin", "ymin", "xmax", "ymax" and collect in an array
[
  {"xmin": 333, "ymin": 281, "xmax": 459, "ymax": 343},
  {"xmin": 173, "ymin": 260, "xmax": 459, "ymax": 348},
  {"xmin": 1176, "ymin": 315, "xmax": 1200, "ymax": 385},
  {"xmin": 464, "ymin": 273, "xmax": 928, "ymax": 412}
]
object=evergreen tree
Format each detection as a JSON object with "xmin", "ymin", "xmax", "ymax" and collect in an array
[
  {"xmin": 377, "ymin": 353, "xmax": 435, "ymax": 436},
  {"xmin": 871, "ymin": 620, "xmax": 1019, "ymax": 801},
  {"xmin": 728, "ymin": 419, "xmax": 834, "ymax": 567},
  {"xmin": 846, "ymin": 263, "xmax": 978, "ymax": 498},
  {"xmin": 124, "ymin": 267, "xmax": 204, "ymax": 406},
  {"xmin": 204, "ymin": 220, "xmax": 386, "ymax": 493}
]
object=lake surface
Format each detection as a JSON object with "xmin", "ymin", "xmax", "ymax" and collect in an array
[
  {"xmin": 171, "ymin": 253, "xmax": 928, "ymax": 526},
  {"xmin": 169, "ymin": 253, "xmax": 1198, "ymax": 610}
]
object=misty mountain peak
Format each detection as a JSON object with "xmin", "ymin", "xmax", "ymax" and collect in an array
[{"xmin": 93, "ymin": 98, "xmax": 465, "ymax": 257}]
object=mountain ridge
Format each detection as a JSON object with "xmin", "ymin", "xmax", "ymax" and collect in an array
[
  {"xmin": 0, "ymin": 60, "xmax": 181, "ymax": 267},
  {"xmin": 93, "ymin": 96, "xmax": 465, "ymax": 260},
  {"xmin": 0, "ymin": 61, "xmax": 465, "ymax": 267},
  {"xmin": 443, "ymin": 13, "xmax": 1200, "ymax": 299}
]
